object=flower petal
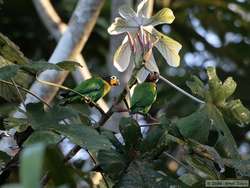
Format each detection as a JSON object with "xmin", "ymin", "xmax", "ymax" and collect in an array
[
  {"xmin": 108, "ymin": 17, "xmax": 137, "ymax": 35},
  {"xmin": 137, "ymin": 67, "xmax": 150, "ymax": 83},
  {"xmin": 114, "ymin": 36, "xmax": 132, "ymax": 72},
  {"xmin": 145, "ymin": 54, "xmax": 159, "ymax": 73},
  {"xmin": 119, "ymin": 5, "xmax": 137, "ymax": 20},
  {"xmin": 145, "ymin": 8, "xmax": 175, "ymax": 26},
  {"xmin": 136, "ymin": 0, "xmax": 152, "ymax": 18},
  {"xmin": 145, "ymin": 27, "xmax": 182, "ymax": 67}
]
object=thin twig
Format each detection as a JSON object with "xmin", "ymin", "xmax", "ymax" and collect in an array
[
  {"xmin": 0, "ymin": 79, "xmax": 51, "ymax": 108},
  {"xmin": 11, "ymin": 79, "xmax": 26, "ymax": 108},
  {"xmin": 159, "ymin": 75, "xmax": 205, "ymax": 104}
]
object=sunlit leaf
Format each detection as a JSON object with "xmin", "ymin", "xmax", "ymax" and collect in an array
[{"xmin": 0, "ymin": 33, "xmax": 28, "ymax": 65}]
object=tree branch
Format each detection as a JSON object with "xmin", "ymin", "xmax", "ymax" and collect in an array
[
  {"xmin": 13, "ymin": 0, "xmax": 105, "ymax": 119},
  {"xmin": 32, "ymin": 0, "xmax": 108, "ymax": 112}
]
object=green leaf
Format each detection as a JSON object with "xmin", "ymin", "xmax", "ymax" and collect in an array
[
  {"xmin": 56, "ymin": 60, "xmax": 82, "ymax": 71},
  {"xmin": 222, "ymin": 158, "xmax": 250, "ymax": 177},
  {"xmin": 23, "ymin": 131, "xmax": 61, "ymax": 146},
  {"xmin": 97, "ymin": 149, "xmax": 127, "ymax": 179},
  {"xmin": 178, "ymin": 173, "xmax": 201, "ymax": 187},
  {"xmin": 176, "ymin": 107, "xmax": 211, "ymax": 144},
  {"xmin": 26, "ymin": 103, "xmax": 78, "ymax": 130},
  {"xmin": 20, "ymin": 143, "xmax": 46, "ymax": 188},
  {"xmin": 0, "ymin": 56, "xmax": 33, "ymax": 102},
  {"xmin": 187, "ymin": 67, "xmax": 250, "ymax": 126},
  {"xmin": 185, "ymin": 156, "xmax": 220, "ymax": 180},
  {"xmin": 51, "ymin": 124, "xmax": 112, "ymax": 152},
  {"xmin": 206, "ymin": 104, "xmax": 240, "ymax": 159},
  {"xmin": 119, "ymin": 117, "xmax": 142, "ymax": 152},
  {"xmin": 20, "ymin": 61, "xmax": 62, "ymax": 74},
  {"xmin": 222, "ymin": 99, "xmax": 250, "ymax": 126},
  {"xmin": 140, "ymin": 126, "xmax": 164, "ymax": 153},
  {"xmin": 101, "ymin": 131, "xmax": 124, "ymax": 152},
  {"xmin": 20, "ymin": 143, "xmax": 76, "ymax": 188},
  {"xmin": 186, "ymin": 75, "xmax": 206, "ymax": 99},
  {"xmin": 0, "ymin": 64, "xmax": 19, "ymax": 80},
  {"xmin": 0, "ymin": 33, "xmax": 28, "ymax": 65},
  {"xmin": 44, "ymin": 146, "xmax": 76, "ymax": 187},
  {"xmin": 1, "ymin": 184, "xmax": 21, "ymax": 188},
  {"xmin": 115, "ymin": 160, "xmax": 186, "ymax": 188}
]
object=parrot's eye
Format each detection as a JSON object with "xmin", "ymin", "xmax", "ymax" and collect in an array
[{"xmin": 110, "ymin": 76, "xmax": 119, "ymax": 86}]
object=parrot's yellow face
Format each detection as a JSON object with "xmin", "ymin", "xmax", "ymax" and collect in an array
[{"xmin": 109, "ymin": 76, "xmax": 120, "ymax": 86}]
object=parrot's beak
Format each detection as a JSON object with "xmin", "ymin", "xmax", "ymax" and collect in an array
[{"xmin": 111, "ymin": 78, "xmax": 120, "ymax": 86}]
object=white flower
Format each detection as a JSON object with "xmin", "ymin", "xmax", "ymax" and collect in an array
[{"xmin": 108, "ymin": 0, "xmax": 182, "ymax": 82}]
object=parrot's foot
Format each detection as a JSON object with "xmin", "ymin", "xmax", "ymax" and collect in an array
[{"xmin": 82, "ymin": 96, "xmax": 91, "ymax": 104}]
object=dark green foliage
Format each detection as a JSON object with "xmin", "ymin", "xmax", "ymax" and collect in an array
[
  {"xmin": 20, "ymin": 143, "xmax": 76, "ymax": 188},
  {"xmin": 114, "ymin": 160, "xmax": 186, "ymax": 188},
  {"xmin": 119, "ymin": 117, "xmax": 142, "ymax": 152}
]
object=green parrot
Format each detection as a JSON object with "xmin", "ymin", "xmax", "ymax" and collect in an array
[
  {"xmin": 61, "ymin": 76, "xmax": 120, "ymax": 105},
  {"xmin": 130, "ymin": 72, "xmax": 158, "ymax": 114}
]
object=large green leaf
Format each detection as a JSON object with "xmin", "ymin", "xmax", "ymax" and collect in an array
[
  {"xmin": 0, "ymin": 33, "xmax": 28, "ymax": 65},
  {"xmin": 56, "ymin": 60, "xmax": 82, "ymax": 71},
  {"xmin": 52, "ymin": 124, "xmax": 112, "ymax": 152},
  {"xmin": 20, "ymin": 143, "xmax": 46, "ymax": 188},
  {"xmin": 23, "ymin": 131, "xmax": 61, "ymax": 146},
  {"xmin": 206, "ymin": 104, "xmax": 240, "ymax": 159},
  {"xmin": 119, "ymin": 117, "xmax": 142, "ymax": 152},
  {"xmin": 97, "ymin": 149, "xmax": 127, "ymax": 180},
  {"xmin": 20, "ymin": 143, "xmax": 75, "ymax": 188},
  {"xmin": 185, "ymin": 156, "xmax": 220, "ymax": 180},
  {"xmin": 140, "ymin": 126, "xmax": 164, "ymax": 153},
  {"xmin": 25, "ymin": 103, "xmax": 78, "ymax": 130},
  {"xmin": 115, "ymin": 160, "xmax": 186, "ymax": 188},
  {"xmin": 0, "ymin": 64, "xmax": 19, "ymax": 80},
  {"xmin": 176, "ymin": 107, "xmax": 210, "ymax": 144},
  {"xmin": 25, "ymin": 103, "xmax": 111, "ymax": 152}
]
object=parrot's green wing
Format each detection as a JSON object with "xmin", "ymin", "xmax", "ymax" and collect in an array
[
  {"xmin": 131, "ymin": 82, "xmax": 157, "ymax": 114},
  {"xmin": 65, "ymin": 77, "xmax": 109, "ymax": 103}
]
